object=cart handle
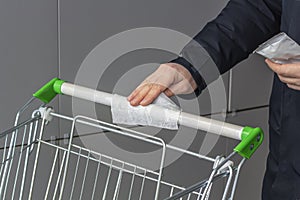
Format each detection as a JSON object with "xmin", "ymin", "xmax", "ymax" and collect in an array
[{"xmin": 33, "ymin": 78, "xmax": 263, "ymax": 159}]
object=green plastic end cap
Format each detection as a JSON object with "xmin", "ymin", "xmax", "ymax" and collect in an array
[
  {"xmin": 234, "ymin": 126, "xmax": 264, "ymax": 159},
  {"xmin": 33, "ymin": 78, "xmax": 65, "ymax": 103}
]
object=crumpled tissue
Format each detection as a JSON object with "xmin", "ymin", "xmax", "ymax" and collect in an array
[{"xmin": 111, "ymin": 93, "xmax": 181, "ymax": 130}]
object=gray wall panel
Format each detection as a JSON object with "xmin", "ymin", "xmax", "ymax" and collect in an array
[
  {"xmin": 0, "ymin": 0, "xmax": 59, "ymax": 143},
  {"xmin": 230, "ymin": 54, "xmax": 273, "ymax": 111},
  {"xmin": 58, "ymin": 1, "xmax": 232, "ymax": 197},
  {"xmin": 59, "ymin": 0, "xmax": 230, "ymax": 125},
  {"xmin": 0, "ymin": 0, "xmax": 272, "ymax": 199},
  {"xmin": 226, "ymin": 107, "xmax": 269, "ymax": 200}
]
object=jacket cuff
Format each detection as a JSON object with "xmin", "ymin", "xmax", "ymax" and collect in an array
[{"xmin": 170, "ymin": 57, "xmax": 207, "ymax": 98}]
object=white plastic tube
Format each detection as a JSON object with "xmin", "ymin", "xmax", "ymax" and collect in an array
[
  {"xmin": 60, "ymin": 82, "xmax": 243, "ymax": 140},
  {"xmin": 179, "ymin": 113, "xmax": 243, "ymax": 140},
  {"xmin": 61, "ymin": 83, "xmax": 113, "ymax": 106}
]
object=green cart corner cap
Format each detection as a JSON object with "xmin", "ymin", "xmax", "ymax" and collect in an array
[
  {"xmin": 234, "ymin": 126, "xmax": 264, "ymax": 159},
  {"xmin": 33, "ymin": 78, "xmax": 65, "ymax": 103}
]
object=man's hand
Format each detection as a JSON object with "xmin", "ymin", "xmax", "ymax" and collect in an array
[
  {"xmin": 127, "ymin": 63, "xmax": 197, "ymax": 106},
  {"xmin": 266, "ymin": 59, "xmax": 300, "ymax": 91}
]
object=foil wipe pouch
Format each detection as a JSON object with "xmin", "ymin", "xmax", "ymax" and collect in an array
[
  {"xmin": 111, "ymin": 93, "xmax": 181, "ymax": 130},
  {"xmin": 254, "ymin": 32, "xmax": 300, "ymax": 64}
]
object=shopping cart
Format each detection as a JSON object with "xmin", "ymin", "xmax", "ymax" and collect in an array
[{"xmin": 0, "ymin": 78, "xmax": 264, "ymax": 200}]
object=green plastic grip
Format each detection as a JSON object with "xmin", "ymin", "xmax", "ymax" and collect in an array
[
  {"xmin": 234, "ymin": 126, "xmax": 264, "ymax": 159},
  {"xmin": 33, "ymin": 78, "xmax": 65, "ymax": 103}
]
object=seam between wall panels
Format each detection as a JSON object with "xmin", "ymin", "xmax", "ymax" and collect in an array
[
  {"xmin": 56, "ymin": 0, "xmax": 62, "ymax": 181},
  {"xmin": 228, "ymin": 69, "xmax": 233, "ymax": 112},
  {"xmin": 57, "ymin": 0, "xmax": 61, "ymax": 77},
  {"xmin": 57, "ymin": 0, "xmax": 62, "ymax": 140}
]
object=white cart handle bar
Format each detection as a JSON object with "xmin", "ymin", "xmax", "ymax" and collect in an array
[{"xmin": 33, "ymin": 78, "xmax": 264, "ymax": 159}]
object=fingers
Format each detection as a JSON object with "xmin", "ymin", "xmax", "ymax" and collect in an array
[
  {"xmin": 265, "ymin": 59, "xmax": 282, "ymax": 74},
  {"xmin": 279, "ymin": 75, "xmax": 300, "ymax": 91},
  {"xmin": 127, "ymin": 64, "xmax": 175, "ymax": 106},
  {"xmin": 164, "ymin": 88, "xmax": 174, "ymax": 97},
  {"xmin": 278, "ymin": 75, "xmax": 300, "ymax": 86},
  {"xmin": 128, "ymin": 84, "xmax": 151, "ymax": 106},
  {"xmin": 128, "ymin": 83, "xmax": 166, "ymax": 106},
  {"xmin": 265, "ymin": 59, "xmax": 300, "ymax": 78},
  {"xmin": 127, "ymin": 82, "xmax": 146, "ymax": 102},
  {"xmin": 128, "ymin": 62, "xmax": 198, "ymax": 106},
  {"xmin": 129, "ymin": 79, "xmax": 195, "ymax": 105},
  {"xmin": 287, "ymin": 83, "xmax": 300, "ymax": 91},
  {"xmin": 127, "ymin": 87, "xmax": 141, "ymax": 102},
  {"xmin": 266, "ymin": 59, "xmax": 300, "ymax": 91},
  {"xmin": 140, "ymin": 85, "xmax": 166, "ymax": 106}
]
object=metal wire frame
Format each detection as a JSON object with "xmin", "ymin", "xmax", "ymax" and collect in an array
[
  {"xmin": 34, "ymin": 136, "xmax": 205, "ymax": 200},
  {"xmin": 0, "ymin": 100, "xmax": 245, "ymax": 200},
  {"xmin": 0, "ymin": 97, "xmax": 43, "ymax": 199}
]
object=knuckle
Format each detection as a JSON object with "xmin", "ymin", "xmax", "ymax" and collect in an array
[
  {"xmin": 135, "ymin": 94, "xmax": 143, "ymax": 100},
  {"xmin": 153, "ymin": 84, "xmax": 165, "ymax": 91},
  {"xmin": 277, "ymin": 69, "xmax": 285, "ymax": 76},
  {"xmin": 141, "ymin": 81, "xmax": 151, "ymax": 86},
  {"xmin": 148, "ymin": 89, "xmax": 159, "ymax": 96}
]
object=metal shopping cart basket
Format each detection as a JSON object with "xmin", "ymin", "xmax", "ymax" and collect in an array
[{"xmin": 0, "ymin": 78, "xmax": 264, "ymax": 200}]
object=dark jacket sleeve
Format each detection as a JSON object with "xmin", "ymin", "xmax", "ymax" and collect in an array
[{"xmin": 172, "ymin": 0, "xmax": 282, "ymax": 94}]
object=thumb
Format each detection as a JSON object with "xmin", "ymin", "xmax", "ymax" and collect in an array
[{"xmin": 164, "ymin": 88, "xmax": 174, "ymax": 97}]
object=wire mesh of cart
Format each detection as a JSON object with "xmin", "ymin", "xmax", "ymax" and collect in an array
[{"xmin": 0, "ymin": 78, "xmax": 264, "ymax": 200}]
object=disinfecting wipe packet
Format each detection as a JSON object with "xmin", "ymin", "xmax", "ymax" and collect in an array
[
  {"xmin": 254, "ymin": 32, "xmax": 300, "ymax": 64},
  {"xmin": 111, "ymin": 93, "xmax": 181, "ymax": 130}
]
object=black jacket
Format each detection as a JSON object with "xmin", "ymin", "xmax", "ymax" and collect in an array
[{"xmin": 172, "ymin": 0, "xmax": 300, "ymax": 199}]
